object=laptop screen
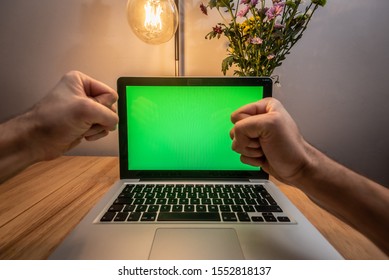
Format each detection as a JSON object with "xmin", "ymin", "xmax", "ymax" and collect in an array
[{"xmin": 117, "ymin": 77, "xmax": 272, "ymax": 179}]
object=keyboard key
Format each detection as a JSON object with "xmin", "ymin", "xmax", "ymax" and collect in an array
[
  {"xmin": 160, "ymin": 205, "xmax": 171, "ymax": 212},
  {"xmin": 255, "ymin": 205, "xmax": 283, "ymax": 212},
  {"xmin": 177, "ymin": 193, "xmax": 186, "ymax": 199},
  {"xmin": 135, "ymin": 205, "xmax": 148, "ymax": 212},
  {"xmin": 219, "ymin": 193, "xmax": 229, "ymax": 199},
  {"xmin": 148, "ymin": 205, "xmax": 160, "ymax": 212},
  {"xmin": 223, "ymin": 198, "xmax": 234, "ymax": 205},
  {"xmin": 155, "ymin": 193, "xmax": 166, "ymax": 199},
  {"xmin": 123, "ymin": 205, "xmax": 136, "ymax": 212},
  {"xmin": 222, "ymin": 212, "xmax": 238, "ymax": 222},
  {"xmin": 208, "ymin": 193, "xmax": 218, "ymax": 198},
  {"xmin": 197, "ymin": 193, "xmax": 207, "ymax": 199},
  {"xmin": 158, "ymin": 212, "xmax": 221, "ymax": 221},
  {"xmin": 127, "ymin": 212, "xmax": 141, "ymax": 221},
  {"xmin": 145, "ymin": 198, "xmax": 156, "ymax": 204},
  {"xmin": 145, "ymin": 192, "xmax": 155, "ymax": 199},
  {"xmin": 168, "ymin": 198, "xmax": 178, "ymax": 204},
  {"xmin": 134, "ymin": 193, "xmax": 144, "ymax": 199},
  {"xmin": 108, "ymin": 204, "xmax": 123, "ymax": 212},
  {"xmin": 208, "ymin": 205, "xmax": 218, "ymax": 212},
  {"xmin": 256, "ymin": 198, "xmax": 269, "ymax": 206},
  {"xmin": 118, "ymin": 192, "xmax": 133, "ymax": 198},
  {"xmin": 166, "ymin": 193, "xmax": 176, "ymax": 199},
  {"xmin": 264, "ymin": 194, "xmax": 278, "ymax": 205},
  {"xmin": 202, "ymin": 198, "xmax": 212, "ymax": 204},
  {"xmin": 100, "ymin": 212, "xmax": 116, "ymax": 222},
  {"xmin": 114, "ymin": 198, "xmax": 134, "ymax": 205},
  {"xmin": 114, "ymin": 212, "xmax": 128, "ymax": 221},
  {"xmin": 122, "ymin": 184, "xmax": 135, "ymax": 192},
  {"xmin": 196, "ymin": 205, "xmax": 206, "ymax": 212},
  {"xmin": 243, "ymin": 205, "xmax": 255, "ymax": 212},
  {"xmin": 213, "ymin": 198, "xmax": 222, "ymax": 205},
  {"xmin": 230, "ymin": 193, "xmax": 240, "ymax": 199},
  {"xmin": 251, "ymin": 216, "xmax": 264, "ymax": 222},
  {"xmin": 245, "ymin": 198, "xmax": 257, "ymax": 205},
  {"xmin": 156, "ymin": 198, "xmax": 167, "ymax": 204},
  {"xmin": 141, "ymin": 212, "xmax": 157, "ymax": 221},
  {"xmin": 234, "ymin": 199, "xmax": 246, "ymax": 205},
  {"xmin": 219, "ymin": 205, "xmax": 231, "ymax": 212},
  {"xmin": 187, "ymin": 193, "xmax": 197, "ymax": 199},
  {"xmin": 231, "ymin": 205, "xmax": 243, "ymax": 212},
  {"xmin": 263, "ymin": 213, "xmax": 277, "ymax": 222},
  {"xmin": 191, "ymin": 198, "xmax": 201, "ymax": 204},
  {"xmin": 172, "ymin": 205, "xmax": 183, "ymax": 212},
  {"xmin": 179, "ymin": 198, "xmax": 189, "ymax": 204},
  {"xmin": 184, "ymin": 205, "xmax": 195, "ymax": 212},
  {"xmin": 277, "ymin": 216, "xmax": 291, "ymax": 222},
  {"xmin": 237, "ymin": 212, "xmax": 251, "ymax": 222},
  {"xmin": 133, "ymin": 198, "xmax": 145, "ymax": 205}
]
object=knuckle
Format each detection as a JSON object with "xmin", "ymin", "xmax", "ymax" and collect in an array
[
  {"xmin": 230, "ymin": 111, "xmax": 238, "ymax": 123},
  {"xmin": 266, "ymin": 112, "xmax": 283, "ymax": 128},
  {"xmin": 62, "ymin": 70, "xmax": 81, "ymax": 83},
  {"xmin": 71, "ymin": 98, "xmax": 94, "ymax": 119},
  {"xmin": 233, "ymin": 120, "xmax": 245, "ymax": 134}
]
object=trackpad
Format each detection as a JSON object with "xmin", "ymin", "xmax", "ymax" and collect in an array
[{"xmin": 149, "ymin": 228, "xmax": 244, "ymax": 260}]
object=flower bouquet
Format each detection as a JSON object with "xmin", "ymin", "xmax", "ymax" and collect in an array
[{"xmin": 200, "ymin": 0, "xmax": 326, "ymax": 76}]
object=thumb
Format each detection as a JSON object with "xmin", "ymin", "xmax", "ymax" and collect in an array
[{"xmin": 82, "ymin": 99, "xmax": 119, "ymax": 131}]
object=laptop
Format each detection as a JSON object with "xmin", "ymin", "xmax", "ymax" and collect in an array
[{"xmin": 50, "ymin": 77, "xmax": 342, "ymax": 260}]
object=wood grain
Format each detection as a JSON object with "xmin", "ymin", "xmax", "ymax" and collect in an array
[{"xmin": 0, "ymin": 156, "xmax": 118, "ymax": 259}]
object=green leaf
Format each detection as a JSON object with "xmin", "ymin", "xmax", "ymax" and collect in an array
[
  {"xmin": 285, "ymin": 1, "xmax": 297, "ymax": 9},
  {"xmin": 221, "ymin": 55, "xmax": 234, "ymax": 75},
  {"xmin": 311, "ymin": 0, "xmax": 327, "ymax": 7},
  {"xmin": 209, "ymin": 0, "xmax": 217, "ymax": 9},
  {"xmin": 233, "ymin": 70, "xmax": 246, "ymax": 76},
  {"xmin": 209, "ymin": 0, "xmax": 232, "ymax": 9},
  {"xmin": 217, "ymin": 0, "xmax": 233, "ymax": 8}
]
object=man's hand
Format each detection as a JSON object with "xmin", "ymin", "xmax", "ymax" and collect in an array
[
  {"xmin": 230, "ymin": 97, "xmax": 312, "ymax": 185},
  {"xmin": 29, "ymin": 70, "xmax": 119, "ymax": 161}
]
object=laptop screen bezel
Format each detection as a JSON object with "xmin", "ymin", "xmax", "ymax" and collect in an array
[{"xmin": 117, "ymin": 77, "xmax": 272, "ymax": 180}]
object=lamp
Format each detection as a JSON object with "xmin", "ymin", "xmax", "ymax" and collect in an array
[{"xmin": 126, "ymin": 0, "xmax": 178, "ymax": 45}]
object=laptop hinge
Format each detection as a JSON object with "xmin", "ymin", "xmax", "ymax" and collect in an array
[
  {"xmin": 123, "ymin": 179, "xmax": 140, "ymax": 182},
  {"xmin": 249, "ymin": 179, "xmax": 265, "ymax": 183}
]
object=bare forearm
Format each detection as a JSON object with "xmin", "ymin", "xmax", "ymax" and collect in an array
[
  {"xmin": 0, "ymin": 112, "xmax": 39, "ymax": 184},
  {"xmin": 295, "ymin": 144, "xmax": 389, "ymax": 256}
]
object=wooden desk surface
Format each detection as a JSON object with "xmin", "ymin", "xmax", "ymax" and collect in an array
[{"xmin": 0, "ymin": 156, "xmax": 386, "ymax": 260}]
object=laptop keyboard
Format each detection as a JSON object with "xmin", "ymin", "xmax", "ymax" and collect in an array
[{"xmin": 99, "ymin": 183, "xmax": 292, "ymax": 223}]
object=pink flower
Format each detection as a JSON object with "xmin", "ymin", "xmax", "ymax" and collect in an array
[
  {"xmin": 238, "ymin": 5, "xmax": 250, "ymax": 17},
  {"xmin": 274, "ymin": 23, "xmax": 285, "ymax": 29},
  {"xmin": 241, "ymin": 0, "xmax": 258, "ymax": 7},
  {"xmin": 213, "ymin": 25, "xmax": 223, "ymax": 34},
  {"xmin": 250, "ymin": 37, "xmax": 263, "ymax": 45},
  {"xmin": 267, "ymin": 54, "xmax": 275, "ymax": 60},
  {"xmin": 266, "ymin": 3, "xmax": 285, "ymax": 20}
]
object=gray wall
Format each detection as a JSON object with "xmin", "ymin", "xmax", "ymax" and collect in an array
[{"xmin": 1, "ymin": 0, "xmax": 388, "ymax": 186}]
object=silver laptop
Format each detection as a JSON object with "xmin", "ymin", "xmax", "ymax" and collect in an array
[{"xmin": 50, "ymin": 77, "xmax": 342, "ymax": 260}]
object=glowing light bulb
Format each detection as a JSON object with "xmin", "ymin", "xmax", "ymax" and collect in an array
[{"xmin": 127, "ymin": 0, "xmax": 178, "ymax": 45}]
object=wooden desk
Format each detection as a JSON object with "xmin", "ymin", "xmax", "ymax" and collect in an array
[{"xmin": 0, "ymin": 156, "xmax": 386, "ymax": 260}]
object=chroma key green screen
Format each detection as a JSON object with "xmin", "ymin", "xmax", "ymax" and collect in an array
[{"xmin": 125, "ymin": 85, "xmax": 263, "ymax": 171}]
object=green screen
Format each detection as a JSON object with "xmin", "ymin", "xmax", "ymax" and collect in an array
[{"xmin": 126, "ymin": 85, "xmax": 263, "ymax": 171}]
